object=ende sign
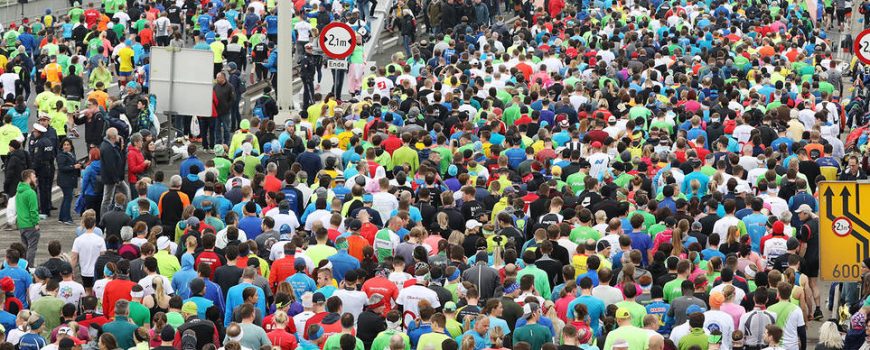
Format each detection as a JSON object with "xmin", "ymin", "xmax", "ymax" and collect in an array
[{"xmin": 327, "ymin": 60, "xmax": 348, "ymax": 70}]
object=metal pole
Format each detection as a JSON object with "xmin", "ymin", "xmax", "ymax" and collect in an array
[{"xmin": 276, "ymin": 0, "xmax": 293, "ymax": 113}]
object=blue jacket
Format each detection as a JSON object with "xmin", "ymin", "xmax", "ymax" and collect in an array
[
  {"xmin": 147, "ymin": 182, "xmax": 169, "ymax": 204},
  {"xmin": 180, "ymin": 156, "xmax": 205, "ymax": 178},
  {"xmin": 224, "ymin": 282, "xmax": 267, "ymax": 326},
  {"xmin": 327, "ymin": 250, "xmax": 360, "ymax": 282},
  {"xmin": 171, "ymin": 254, "xmax": 198, "ymax": 299},
  {"xmin": 0, "ymin": 266, "xmax": 31, "ymax": 307},
  {"xmin": 203, "ymin": 278, "xmax": 225, "ymax": 314},
  {"xmin": 263, "ymin": 50, "xmax": 278, "ymax": 73},
  {"xmin": 285, "ymin": 272, "xmax": 316, "ymax": 300},
  {"xmin": 81, "ymin": 160, "xmax": 102, "ymax": 197}
]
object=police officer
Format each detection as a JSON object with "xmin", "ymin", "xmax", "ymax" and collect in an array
[
  {"xmin": 28, "ymin": 118, "xmax": 57, "ymax": 218},
  {"xmin": 300, "ymin": 44, "xmax": 318, "ymax": 109}
]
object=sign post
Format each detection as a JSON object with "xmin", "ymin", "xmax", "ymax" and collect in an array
[
  {"xmin": 855, "ymin": 29, "xmax": 870, "ymax": 65},
  {"xmin": 819, "ymin": 181, "xmax": 870, "ymax": 282}
]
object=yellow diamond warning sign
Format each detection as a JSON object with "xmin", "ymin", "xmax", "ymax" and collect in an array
[{"xmin": 820, "ymin": 181, "xmax": 870, "ymax": 282}]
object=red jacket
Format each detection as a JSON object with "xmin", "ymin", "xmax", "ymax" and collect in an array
[
  {"xmin": 269, "ymin": 255, "xmax": 297, "ymax": 292},
  {"xmin": 127, "ymin": 145, "xmax": 147, "ymax": 183},
  {"xmin": 103, "ymin": 279, "xmax": 136, "ymax": 318}
]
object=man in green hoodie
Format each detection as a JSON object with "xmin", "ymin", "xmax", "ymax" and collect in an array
[
  {"xmin": 16, "ymin": 169, "xmax": 40, "ymax": 265},
  {"xmin": 677, "ymin": 309, "xmax": 708, "ymax": 350}
]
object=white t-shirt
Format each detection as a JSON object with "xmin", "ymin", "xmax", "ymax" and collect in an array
[
  {"xmin": 777, "ymin": 305, "xmax": 804, "ymax": 350},
  {"xmin": 396, "ymin": 284, "xmax": 440, "ymax": 327},
  {"xmin": 265, "ymin": 208, "xmax": 301, "ymax": 233},
  {"xmin": 293, "ymin": 310, "xmax": 316, "ymax": 337},
  {"xmin": 588, "ymin": 152, "xmax": 611, "ymax": 179},
  {"xmin": 331, "ymin": 289, "xmax": 368, "ymax": 323},
  {"xmin": 304, "ymin": 210, "xmax": 332, "ymax": 231},
  {"xmin": 216, "ymin": 226, "xmax": 248, "ymax": 249},
  {"xmin": 138, "ymin": 274, "xmax": 174, "ymax": 296},
  {"xmin": 371, "ymin": 192, "xmax": 398, "ymax": 224},
  {"xmin": 28, "ymin": 282, "xmax": 44, "ymax": 305},
  {"xmin": 113, "ymin": 11, "xmax": 131, "ymax": 26},
  {"xmin": 294, "ymin": 21, "xmax": 312, "ymax": 41},
  {"xmin": 703, "ymin": 310, "xmax": 735, "ymax": 350},
  {"xmin": 93, "ymin": 278, "xmax": 110, "ymax": 313},
  {"xmin": 154, "ymin": 16, "xmax": 171, "ymax": 36},
  {"xmin": 388, "ymin": 271, "xmax": 412, "ymax": 290},
  {"xmin": 0, "ymin": 73, "xmax": 19, "ymax": 98},
  {"xmin": 214, "ymin": 19, "xmax": 232, "ymax": 38},
  {"xmin": 58, "ymin": 280, "xmax": 86, "ymax": 306},
  {"xmin": 72, "ymin": 233, "xmax": 107, "ymax": 277},
  {"xmin": 710, "ymin": 283, "xmax": 745, "ymax": 306}
]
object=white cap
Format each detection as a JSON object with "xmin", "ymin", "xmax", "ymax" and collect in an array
[
  {"xmin": 465, "ymin": 220, "xmax": 483, "ymax": 230},
  {"xmin": 157, "ymin": 236, "xmax": 171, "ymax": 250},
  {"xmin": 32, "ymin": 123, "xmax": 47, "ymax": 133}
]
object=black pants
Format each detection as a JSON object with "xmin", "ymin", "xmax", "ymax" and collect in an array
[
  {"xmin": 156, "ymin": 35, "xmax": 170, "ymax": 46},
  {"xmin": 37, "ymin": 171, "xmax": 54, "ymax": 215},
  {"xmin": 84, "ymin": 194, "xmax": 102, "ymax": 218},
  {"xmin": 198, "ymin": 117, "xmax": 215, "ymax": 149},
  {"xmin": 302, "ymin": 78, "xmax": 315, "ymax": 109},
  {"xmin": 332, "ymin": 69, "xmax": 345, "ymax": 98}
]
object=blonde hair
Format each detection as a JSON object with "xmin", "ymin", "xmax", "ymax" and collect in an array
[
  {"xmin": 489, "ymin": 325, "xmax": 504, "ymax": 347},
  {"xmin": 818, "ymin": 321, "xmax": 845, "ymax": 348},
  {"xmin": 461, "ymin": 335, "xmax": 476, "ymax": 350},
  {"xmin": 153, "ymin": 277, "xmax": 169, "ymax": 305},
  {"xmin": 273, "ymin": 310, "xmax": 289, "ymax": 325},
  {"xmin": 447, "ymin": 230, "xmax": 465, "ymax": 247}
]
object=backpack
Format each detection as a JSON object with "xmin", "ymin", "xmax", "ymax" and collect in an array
[
  {"xmin": 742, "ymin": 310, "xmax": 775, "ymax": 347},
  {"xmin": 253, "ymin": 95, "xmax": 272, "ymax": 119},
  {"xmin": 181, "ymin": 329, "xmax": 197, "ymax": 350}
]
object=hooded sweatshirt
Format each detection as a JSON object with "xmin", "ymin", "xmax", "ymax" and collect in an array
[
  {"xmin": 16, "ymin": 182, "xmax": 39, "ymax": 229},
  {"xmin": 171, "ymin": 254, "xmax": 197, "ymax": 299}
]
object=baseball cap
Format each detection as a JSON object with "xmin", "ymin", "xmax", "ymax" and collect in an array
[
  {"xmin": 444, "ymin": 301, "xmax": 457, "ymax": 312},
  {"xmin": 591, "ymin": 141, "xmax": 603, "ymax": 149},
  {"xmin": 157, "ymin": 236, "xmax": 171, "ymax": 250},
  {"xmin": 796, "ymin": 204, "xmax": 814, "ymax": 214},
  {"xmin": 160, "ymin": 325, "xmax": 175, "ymax": 342},
  {"xmin": 466, "ymin": 220, "xmax": 483, "ymax": 230},
  {"xmin": 33, "ymin": 123, "xmax": 47, "ymax": 132},
  {"xmin": 181, "ymin": 301, "xmax": 198, "ymax": 315},
  {"xmin": 240, "ymin": 119, "xmax": 251, "ymax": 130},
  {"xmin": 772, "ymin": 221, "xmax": 784, "ymax": 234},
  {"xmin": 709, "ymin": 292, "xmax": 725, "ymax": 309},
  {"xmin": 189, "ymin": 278, "xmax": 205, "ymax": 296},
  {"xmin": 522, "ymin": 302, "xmax": 540, "ymax": 319},
  {"xmin": 596, "ymin": 240, "xmax": 611, "ymax": 252},
  {"xmin": 348, "ymin": 219, "xmax": 362, "ymax": 231},
  {"xmin": 694, "ymin": 275, "xmax": 708, "ymax": 287},
  {"xmin": 312, "ymin": 292, "xmax": 326, "ymax": 304},
  {"xmin": 615, "ymin": 307, "xmax": 631, "ymax": 320},
  {"xmin": 362, "ymin": 194, "xmax": 373, "ymax": 203},
  {"xmin": 686, "ymin": 304, "xmax": 706, "ymax": 314}
]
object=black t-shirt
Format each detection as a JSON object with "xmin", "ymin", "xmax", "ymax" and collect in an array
[
  {"xmin": 461, "ymin": 200, "xmax": 485, "ymax": 222},
  {"xmin": 166, "ymin": 5, "xmax": 181, "ymax": 23},
  {"xmin": 252, "ymin": 43, "xmax": 268, "ymax": 63}
]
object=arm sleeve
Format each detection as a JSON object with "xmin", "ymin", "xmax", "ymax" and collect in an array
[{"xmin": 798, "ymin": 325, "xmax": 806, "ymax": 350}]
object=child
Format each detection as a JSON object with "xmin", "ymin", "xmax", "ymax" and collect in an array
[{"xmin": 762, "ymin": 324, "xmax": 786, "ymax": 350}]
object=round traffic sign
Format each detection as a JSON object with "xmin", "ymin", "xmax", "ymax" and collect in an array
[
  {"xmin": 855, "ymin": 29, "xmax": 870, "ymax": 65},
  {"xmin": 319, "ymin": 22, "xmax": 357, "ymax": 59},
  {"xmin": 833, "ymin": 216, "xmax": 853, "ymax": 237}
]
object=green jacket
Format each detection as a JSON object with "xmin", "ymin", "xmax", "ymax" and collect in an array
[
  {"xmin": 678, "ymin": 328, "xmax": 709, "ymax": 350},
  {"xmin": 15, "ymin": 182, "xmax": 39, "ymax": 229}
]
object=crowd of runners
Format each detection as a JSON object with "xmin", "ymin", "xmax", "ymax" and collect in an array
[{"xmin": 0, "ymin": 0, "xmax": 867, "ymax": 348}]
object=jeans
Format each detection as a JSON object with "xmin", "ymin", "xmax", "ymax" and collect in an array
[
  {"xmin": 101, "ymin": 182, "xmax": 131, "ymax": 216},
  {"xmin": 59, "ymin": 186, "xmax": 74, "ymax": 222},
  {"xmin": 199, "ymin": 117, "xmax": 215, "ymax": 150},
  {"xmin": 218, "ymin": 113, "xmax": 232, "ymax": 145},
  {"xmin": 403, "ymin": 35, "xmax": 413, "ymax": 56},
  {"xmin": 20, "ymin": 228, "xmax": 39, "ymax": 266},
  {"xmin": 357, "ymin": 0, "xmax": 370, "ymax": 20}
]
